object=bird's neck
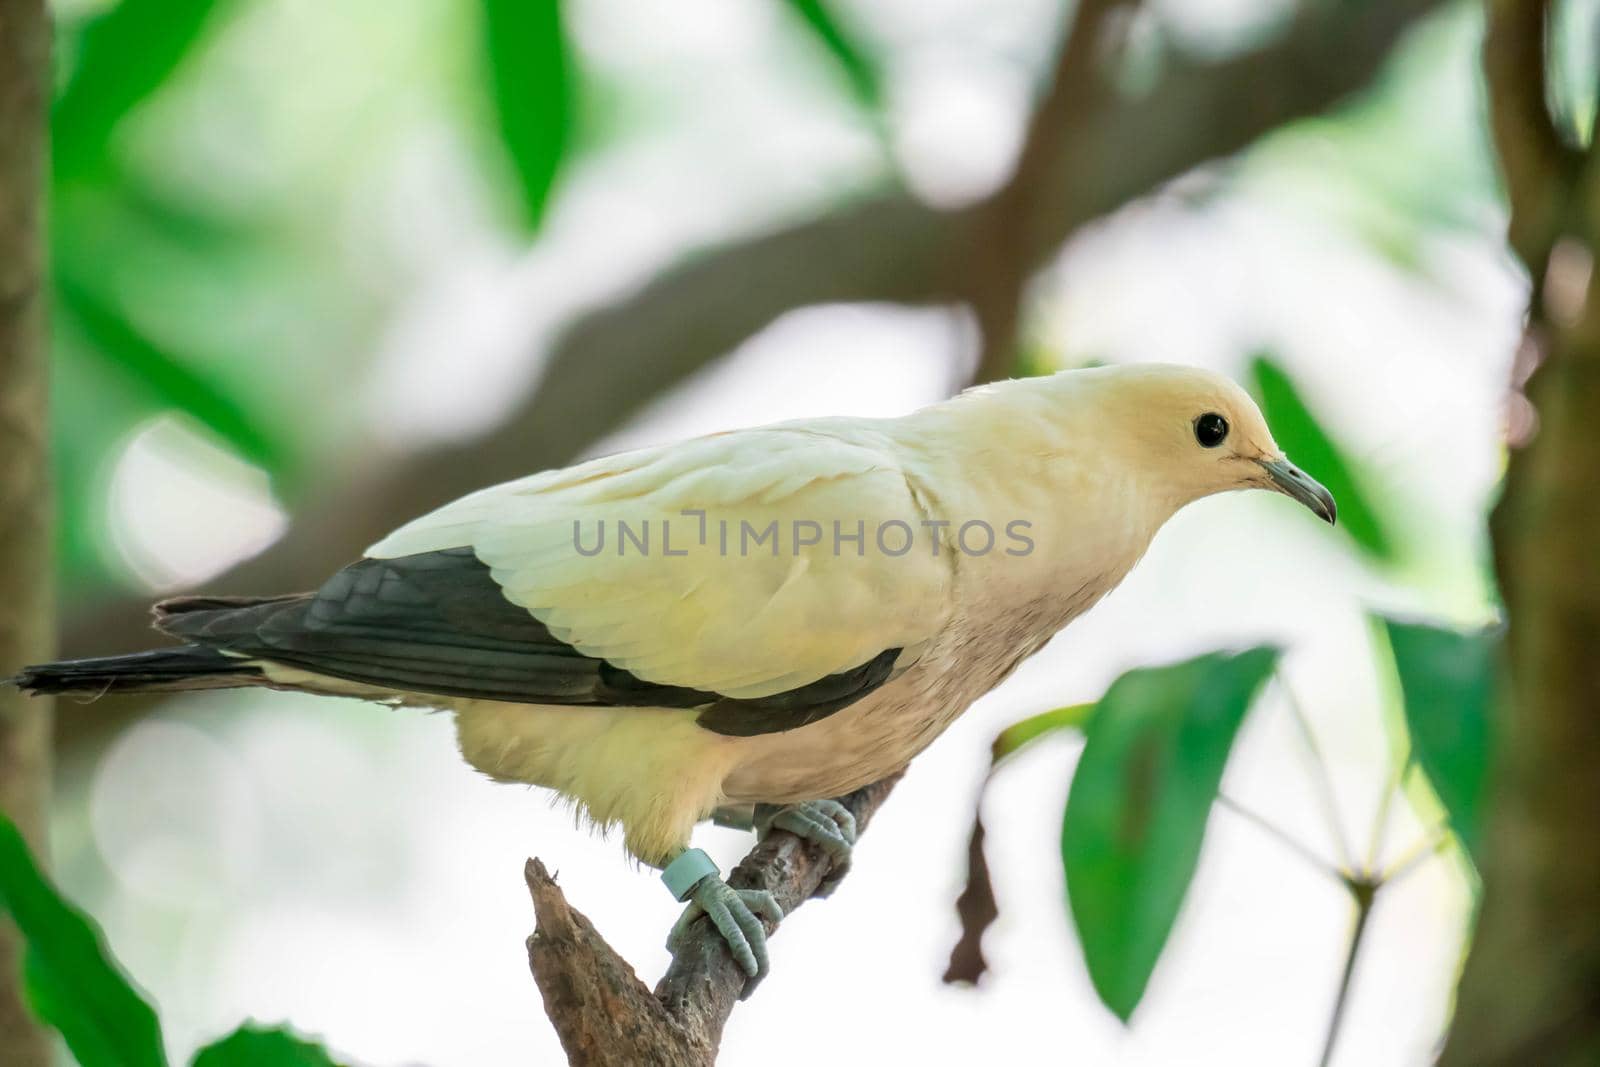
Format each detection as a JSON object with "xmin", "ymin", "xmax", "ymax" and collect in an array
[{"xmin": 888, "ymin": 390, "xmax": 1171, "ymax": 617}]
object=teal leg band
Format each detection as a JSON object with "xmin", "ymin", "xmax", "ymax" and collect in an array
[
  {"xmin": 666, "ymin": 864, "xmax": 784, "ymax": 987},
  {"xmin": 662, "ymin": 847, "xmax": 719, "ymax": 902}
]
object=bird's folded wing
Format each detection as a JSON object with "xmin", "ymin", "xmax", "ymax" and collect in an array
[{"xmin": 367, "ymin": 428, "xmax": 952, "ymax": 699}]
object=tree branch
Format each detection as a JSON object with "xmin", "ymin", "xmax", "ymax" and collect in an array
[{"xmin": 526, "ymin": 774, "xmax": 901, "ymax": 1065}]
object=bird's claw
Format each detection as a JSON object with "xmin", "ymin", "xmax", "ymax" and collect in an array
[
  {"xmin": 758, "ymin": 798, "xmax": 858, "ymax": 897},
  {"xmin": 667, "ymin": 876, "xmax": 784, "ymax": 996}
]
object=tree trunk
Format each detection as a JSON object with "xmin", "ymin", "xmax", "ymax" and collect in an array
[
  {"xmin": 0, "ymin": 0, "xmax": 54, "ymax": 1063},
  {"xmin": 1441, "ymin": 3, "xmax": 1600, "ymax": 1063}
]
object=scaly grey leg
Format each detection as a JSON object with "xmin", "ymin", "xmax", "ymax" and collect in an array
[{"xmin": 756, "ymin": 798, "xmax": 858, "ymax": 897}]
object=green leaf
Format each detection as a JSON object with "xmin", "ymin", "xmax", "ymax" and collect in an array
[
  {"xmin": 1062, "ymin": 647, "xmax": 1279, "ymax": 1021},
  {"xmin": 54, "ymin": 0, "xmax": 230, "ymax": 178},
  {"xmin": 192, "ymin": 1025, "xmax": 344, "ymax": 1067},
  {"xmin": 0, "ymin": 816, "xmax": 167, "ymax": 1067},
  {"xmin": 480, "ymin": 0, "xmax": 574, "ymax": 229},
  {"xmin": 991, "ymin": 702, "xmax": 1094, "ymax": 765},
  {"xmin": 1380, "ymin": 616, "xmax": 1497, "ymax": 861},
  {"xmin": 782, "ymin": 0, "xmax": 884, "ymax": 110},
  {"xmin": 55, "ymin": 276, "xmax": 285, "ymax": 471},
  {"xmin": 1247, "ymin": 355, "xmax": 1393, "ymax": 561}
]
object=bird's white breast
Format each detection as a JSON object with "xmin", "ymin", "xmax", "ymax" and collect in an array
[
  {"xmin": 717, "ymin": 575, "xmax": 1117, "ymax": 801},
  {"xmin": 715, "ymin": 443, "xmax": 1157, "ymax": 796}
]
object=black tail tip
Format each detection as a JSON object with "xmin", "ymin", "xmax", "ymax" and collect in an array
[
  {"xmin": 6, "ymin": 665, "xmax": 57, "ymax": 696},
  {"xmin": 3, "ymin": 647, "xmax": 259, "ymax": 698}
]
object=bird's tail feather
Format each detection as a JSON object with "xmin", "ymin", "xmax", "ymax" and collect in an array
[
  {"xmin": 153, "ymin": 592, "xmax": 309, "ymax": 639},
  {"xmin": 7, "ymin": 646, "xmax": 264, "ymax": 697}
]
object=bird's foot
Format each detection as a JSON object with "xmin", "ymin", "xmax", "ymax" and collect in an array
[
  {"xmin": 662, "ymin": 849, "xmax": 783, "ymax": 997},
  {"xmin": 757, "ymin": 798, "xmax": 857, "ymax": 897}
]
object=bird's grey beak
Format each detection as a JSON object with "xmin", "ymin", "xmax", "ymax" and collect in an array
[{"xmin": 1259, "ymin": 457, "xmax": 1337, "ymax": 525}]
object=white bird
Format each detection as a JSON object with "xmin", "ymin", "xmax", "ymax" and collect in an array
[{"xmin": 14, "ymin": 363, "xmax": 1335, "ymax": 985}]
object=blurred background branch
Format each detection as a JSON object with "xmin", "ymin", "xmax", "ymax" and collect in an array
[
  {"xmin": 1480, "ymin": 0, "xmax": 1584, "ymax": 278},
  {"xmin": 964, "ymin": 0, "xmax": 1128, "ymax": 384}
]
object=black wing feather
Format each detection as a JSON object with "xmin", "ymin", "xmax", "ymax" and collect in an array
[{"xmin": 154, "ymin": 548, "xmax": 899, "ymax": 737}]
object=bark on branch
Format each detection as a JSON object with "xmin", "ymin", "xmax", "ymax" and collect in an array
[{"xmin": 526, "ymin": 775, "xmax": 900, "ymax": 1065}]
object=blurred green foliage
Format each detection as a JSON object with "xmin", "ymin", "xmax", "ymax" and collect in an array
[
  {"xmin": 45, "ymin": 0, "xmax": 594, "ymax": 605},
  {"xmin": 0, "ymin": 815, "xmax": 342, "ymax": 1067},
  {"xmin": 56, "ymin": 276, "xmax": 284, "ymax": 471},
  {"xmin": 53, "ymin": 0, "xmax": 231, "ymax": 180},
  {"xmin": 50, "ymin": 0, "xmax": 310, "ymax": 603},
  {"xmin": 0, "ymin": 816, "xmax": 166, "ymax": 1067},
  {"xmin": 1061, "ymin": 648, "xmax": 1279, "ymax": 1021},
  {"xmin": 781, "ymin": 0, "xmax": 884, "ymax": 111},
  {"xmin": 1248, "ymin": 354, "xmax": 1394, "ymax": 562},
  {"xmin": 1242, "ymin": 5, "xmax": 1501, "ymax": 272},
  {"xmin": 191, "ymin": 1027, "xmax": 343, "ymax": 1067}
]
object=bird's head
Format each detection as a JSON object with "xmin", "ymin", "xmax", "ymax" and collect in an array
[{"xmin": 1066, "ymin": 363, "xmax": 1337, "ymax": 525}]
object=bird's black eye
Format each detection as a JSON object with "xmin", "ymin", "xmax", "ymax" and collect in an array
[{"xmin": 1194, "ymin": 412, "xmax": 1229, "ymax": 448}]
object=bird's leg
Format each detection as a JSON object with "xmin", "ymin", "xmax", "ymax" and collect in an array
[
  {"xmin": 755, "ymin": 798, "xmax": 858, "ymax": 897},
  {"xmin": 661, "ymin": 848, "xmax": 783, "ymax": 996},
  {"xmin": 709, "ymin": 803, "xmax": 756, "ymax": 831}
]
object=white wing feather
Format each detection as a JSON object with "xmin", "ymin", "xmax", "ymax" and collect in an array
[{"xmin": 367, "ymin": 428, "xmax": 951, "ymax": 699}]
